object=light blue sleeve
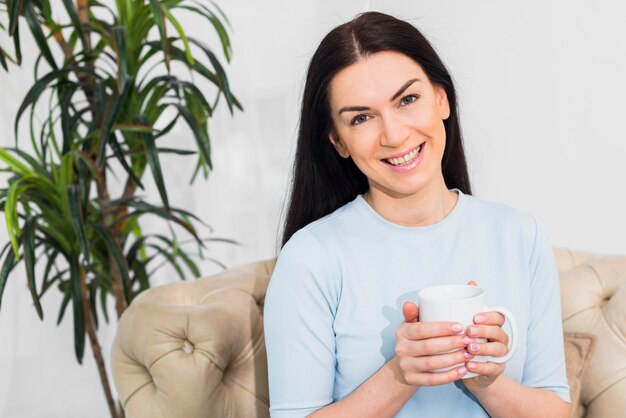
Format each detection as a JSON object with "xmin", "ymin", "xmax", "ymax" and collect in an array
[
  {"xmin": 263, "ymin": 229, "xmax": 340, "ymax": 417},
  {"xmin": 521, "ymin": 217, "xmax": 571, "ymax": 403}
]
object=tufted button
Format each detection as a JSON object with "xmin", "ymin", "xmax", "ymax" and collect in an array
[{"xmin": 182, "ymin": 339, "xmax": 194, "ymax": 355}]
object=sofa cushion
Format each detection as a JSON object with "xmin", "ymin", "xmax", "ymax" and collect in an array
[{"xmin": 564, "ymin": 333, "xmax": 594, "ymax": 417}]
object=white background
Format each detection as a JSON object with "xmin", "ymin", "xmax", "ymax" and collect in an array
[{"xmin": 1, "ymin": 0, "xmax": 625, "ymax": 416}]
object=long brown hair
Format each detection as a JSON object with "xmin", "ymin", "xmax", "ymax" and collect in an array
[{"xmin": 281, "ymin": 11, "xmax": 472, "ymax": 247}]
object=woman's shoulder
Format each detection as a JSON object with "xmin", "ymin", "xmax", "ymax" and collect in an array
[
  {"xmin": 462, "ymin": 192, "xmax": 544, "ymax": 249},
  {"xmin": 464, "ymin": 192, "xmax": 538, "ymax": 229},
  {"xmin": 286, "ymin": 197, "xmax": 362, "ymax": 246}
]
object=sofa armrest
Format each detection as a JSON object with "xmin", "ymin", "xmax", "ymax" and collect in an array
[
  {"xmin": 111, "ymin": 260, "xmax": 275, "ymax": 418},
  {"xmin": 558, "ymin": 252, "xmax": 626, "ymax": 417}
]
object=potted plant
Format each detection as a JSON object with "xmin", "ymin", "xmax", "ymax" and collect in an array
[{"xmin": 0, "ymin": 0, "xmax": 241, "ymax": 416}]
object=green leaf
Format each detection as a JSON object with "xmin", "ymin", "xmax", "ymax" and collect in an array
[
  {"xmin": 181, "ymin": 81, "xmax": 213, "ymax": 117},
  {"xmin": 99, "ymin": 283, "xmax": 110, "ymax": 324},
  {"xmin": 57, "ymin": 288, "xmax": 71, "ymax": 325},
  {"xmin": 153, "ymin": 42, "xmax": 218, "ymax": 85},
  {"xmin": 6, "ymin": 147, "xmax": 51, "ymax": 179},
  {"xmin": 109, "ymin": 199, "xmax": 203, "ymax": 244},
  {"xmin": 184, "ymin": 2, "xmax": 231, "ymax": 61},
  {"xmin": 5, "ymin": 179, "xmax": 22, "ymax": 256},
  {"xmin": 208, "ymin": 0, "xmax": 231, "ymax": 27},
  {"xmin": 147, "ymin": 243, "xmax": 185, "ymax": 281},
  {"xmin": 40, "ymin": 248, "xmax": 61, "ymax": 297},
  {"xmin": 12, "ymin": 23, "xmax": 22, "ymax": 65},
  {"xmin": 15, "ymin": 67, "xmax": 91, "ymax": 138},
  {"xmin": 153, "ymin": 114, "xmax": 180, "ymax": 139},
  {"xmin": 137, "ymin": 115, "xmax": 169, "ymax": 209},
  {"xmin": 0, "ymin": 148, "xmax": 30, "ymax": 177},
  {"xmin": 125, "ymin": 234, "xmax": 150, "ymax": 266},
  {"xmin": 23, "ymin": 1, "xmax": 58, "ymax": 70},
  {"xmin": 0, "ymin": 245, "xmax": 17, "ymax": 312},
  {"xmin": 0, "ymin": 47, "xmax": 8, "ymax": 71},
  {"xmin": 96, "ymin": 79, "xmax": 133, "ymax": 169},
  {"xmin": 171, "ymin": 103, "xmax": 212, "ymax": 169},
  {"xmin": 68, "ymin": 185, "xmax": 90, "ymax": 263},
  {"xmin": 108, "ymin": 132, "xmax": 144, "ymax": 190},
  {"xmin": 92, "ymin": 224, "xmax": 131, "ymax": 305},
  {"xmin": 68, "ymin": 256, "xmax": 85, "ymax": 364},
  {"xmin": 23, "ymin": 217, "xmax": 43, "ymax": 319},
  {"xmin": 161, "ymin": 6, "xmax": 193, "ymax": 65},
  {"xmin": 60, "ymin": 83, "xmax": 79, "ymax": 154},
  {"xmin": 8, "ymin": 0, "xmax": 23, "ymax": 35},
  {"xmin": 157, "ymin": 147, "xmax": 195, "ymax": 156},
  {"xmin": 188, "ymin": 37, "xmax": 242, "ymax": 113},
  {"xmin": 112, "ymin": 25, "xmax": 128, "ymax": 92},
  {"xmin": 148, "ymin": 0, "xmax": 170, "ymax": 71},
  {"xmin": 60, "ymin": 0, "xmax": 87, "ymax": 51},
  {"xmin": 154, "ymin": 234, "xmax": 200, "ymax": 278}
]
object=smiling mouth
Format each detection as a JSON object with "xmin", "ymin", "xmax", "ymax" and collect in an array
[{"xmin": 383, "ymin": 142, "xmax": 425, "ymax": 167}]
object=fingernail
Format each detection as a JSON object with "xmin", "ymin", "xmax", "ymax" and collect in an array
[
  {"xmin": 470, "ymin": 343, "xmax": 479, "ymax": 352},
  {"xmin": 467, "ymin": 362, "xmax": 476, "ymax": 370},
  {"xmin": 474, "ymin": 314, "xmax": 485, "ymax": 324},
  {"xmin": 463, "ymin": 350, "xmax": 472, "ymax": 359},
  {"xmin": 468, "ymin": 326, "xmax": 479, "ymax": 336},
  {"xmin": 457, "ymin": 367, "xmax": 467, "ymax": 375},
  {"xmin": 463, "ymin": 336, "xmax": 475, "ymax": 344},
  {"xmin": 451, "ymin": 323, "xmax": 463, "ymax": 332}
]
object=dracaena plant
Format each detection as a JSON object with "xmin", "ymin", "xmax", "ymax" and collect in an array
[{"xmin": 0, "ymin": 0, "xmax": 241, "ymax": 416}]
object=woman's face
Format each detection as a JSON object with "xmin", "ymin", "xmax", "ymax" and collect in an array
[{"xmin": 328, "ymin": 50, "xmax": 450, "ymax": 200}]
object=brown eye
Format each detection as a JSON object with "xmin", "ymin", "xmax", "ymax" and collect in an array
[
  {"xmin": 350, "ymin": 114, "xmax": 369, "ymax": 126},
  {"xmin": 400, "ymin": 94, "xmax": 419, "ymax": 106}
]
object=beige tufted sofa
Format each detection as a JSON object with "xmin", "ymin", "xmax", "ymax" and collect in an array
[{"xmin": 111, "ymin": 249, "xmax": 626, "ymax": 418}]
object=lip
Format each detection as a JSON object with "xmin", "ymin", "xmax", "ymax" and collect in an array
[
  {"xmin": 382, "ymin": 142, "xmax": 426, "ymax": 160},
  {"xmin": 384, "ymin": 142, "xmax": 425, "ymax": 173}
]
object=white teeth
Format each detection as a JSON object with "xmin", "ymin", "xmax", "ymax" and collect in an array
[{"xmin": 386, "ymin": 144, "xmax": 424, "ymax": 166}]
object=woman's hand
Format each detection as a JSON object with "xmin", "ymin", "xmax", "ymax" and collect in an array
[
  {"xmin": 462, "ymin": 310, "xmax": 509, "ymax": 394},
  {"xmin": 394, "ymin": 301, "xmax": 476, "ymax": 387}
]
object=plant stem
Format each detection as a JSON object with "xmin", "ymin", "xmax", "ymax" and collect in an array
[
  {"xmin": 80, "ymin": 268, "xmax": 120, "ymax": 418},
  {"xmin": 96, "ymin": 169, "xmax": 128, "ymax": 318}
]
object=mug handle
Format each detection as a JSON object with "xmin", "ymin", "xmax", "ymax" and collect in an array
[{"xmin": 482, "ymin": 305, "xmax": 518, "ymax": 363}]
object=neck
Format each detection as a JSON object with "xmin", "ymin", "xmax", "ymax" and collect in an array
[{"xmin": 364, "ymin": 181, "xmax": 458, "ymax": 227}]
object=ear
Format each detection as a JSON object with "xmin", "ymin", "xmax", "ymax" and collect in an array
[
  {"xmin": 328, "ymin": 130, "xmax": 350, "ymax": 158},
  {"xmin": 434, "ymin": 85, "xmax": 451, "ymax": 121}
]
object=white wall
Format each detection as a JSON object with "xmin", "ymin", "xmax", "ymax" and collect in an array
[{"xmin": 1, "ymin": 0, "xmax": 625, "ymax": 416}]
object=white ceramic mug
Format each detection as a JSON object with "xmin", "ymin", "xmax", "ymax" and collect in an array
[{"xmin": 417, "ymin": 284, "xmax": 518, "ymax": 379}]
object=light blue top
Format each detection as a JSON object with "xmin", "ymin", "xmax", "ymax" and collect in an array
[{"xmin": 264, "ymin": 189, "xmax": 570, "ymax": 417}]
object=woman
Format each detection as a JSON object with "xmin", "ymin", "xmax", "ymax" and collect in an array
[{"xmin": 264, "ymin": 11, "xmax": 570, "ymax": 418}]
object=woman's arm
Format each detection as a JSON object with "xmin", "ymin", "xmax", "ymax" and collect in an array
[
  {"xmin": 308, "ymin": 357, "xmax": 418, "ymax": 418},
  {"xmin": 459, "ymin": 311, "xmax": 570, "ymax": 417},
  {"xmin": 462, "ymin": 217, "xmax": 571, "ymax": 417},
  {"xmin": 310, "ymin": 303, "xmax": 474, "ymax": 418},
  {"xmin": 469, "ymin": 374, "xmax": 571, "ymax": 418}
]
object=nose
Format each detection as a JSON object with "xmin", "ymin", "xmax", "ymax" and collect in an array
[{"xmin": 379, "ymin": 112, "xmax": 409, "ymax": 148}]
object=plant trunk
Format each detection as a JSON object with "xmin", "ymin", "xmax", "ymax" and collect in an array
[
  {"xmin": 95, "ymin": 166, "xmax": 128, "ymax": 318},
  {"xmin": 80, "ymin": 269, "xmax": 120, "ymax": 418}
]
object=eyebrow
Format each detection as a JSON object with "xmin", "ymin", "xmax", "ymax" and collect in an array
[{"xmin": 337, "ymin": 78, "xmax": 421, "ymax": 115}]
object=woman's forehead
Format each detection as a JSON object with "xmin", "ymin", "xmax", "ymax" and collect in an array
[{"xmin": 329, "ymin": 51, "xmax": 429, "ymax": 106}]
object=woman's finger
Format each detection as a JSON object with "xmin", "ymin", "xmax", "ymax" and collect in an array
[
  {"xmin": 467, "ymin": 341, "xmax": 509, "ymax": 358},
  {"xmin": 466, "ymin": 361, "xmax": 506, "ymax": 377},
  {"xmin": 402, "ymin": 301, "xmax": 419, "ymax": 323},
  {"xmin": 411, "ymin": 348, "xmax": 474, "ymax": 372},
  {"xmin": 401, "ymin": 321, "xmax": 465, "ymax": 341},
  {"xmin": 473, "ymin": 311, "xmax": 505, "ymax": 326},
  {"xmin": 404, "ymin": 365, "xmax": 469, "ymax": 387},
  {"xmin": 466, "ymin": 324, "xmax": 509, "ymax": 345},
  {"xmin": 397, "ymin": 334, "xmax": 475, "ymax": 357}
]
